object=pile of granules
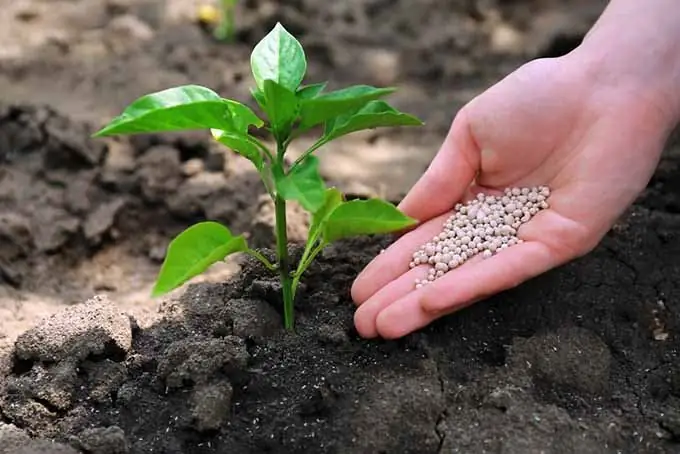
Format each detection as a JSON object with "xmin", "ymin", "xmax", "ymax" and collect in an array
[{"xmin": 410, "ymin": 186, "xmax": 551, "ymax": 289}]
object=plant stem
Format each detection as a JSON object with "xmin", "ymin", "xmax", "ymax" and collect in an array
[
  {"xmin": 273, "ymin": 137, "xmax": 295, "ymax": 330},
  {"xmin": 274, "ymin": 194, "xmax": 295, "ymax": 330},
  {"xmin": 291, "ymin": 240, "xmax": 326, "ymax": 297},
  {"xmin": 250, "ymin": 136, "xmax": 275, "ymax": 163},
  {"xmin": 245, "ymin": 248, "xmax": 277, "ymax": 271},
  {"xmin": 291, "ymin": 138, "xmax": 327, "ymax": 169}
]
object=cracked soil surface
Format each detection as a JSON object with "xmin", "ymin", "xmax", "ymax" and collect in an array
[{"xmin": 2, "ymin": 0, "xmax": 680, "ymax": 453}]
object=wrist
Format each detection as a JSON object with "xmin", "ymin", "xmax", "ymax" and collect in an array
[{"xmin": 566, "ymin": 0, "xmax": 680, "ymax": 130}]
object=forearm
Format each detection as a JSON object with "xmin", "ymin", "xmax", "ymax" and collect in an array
[{"xmin": 571, "ymin": 0, "xmax": 680, "ymax": 126}]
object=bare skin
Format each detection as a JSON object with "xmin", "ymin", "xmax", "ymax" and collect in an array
[{"xmin": 351, "ymin": 0, "xmax": 680, "ymax": 339}]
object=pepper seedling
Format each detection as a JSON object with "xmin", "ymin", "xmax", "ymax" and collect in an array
[
  {"xmin": 213, "ymin": 0, "xmax": 237, "ymax": 42},
  {"xmin": 196, "ymin": 0, "xmax": 237, "ymax": 42},
  {"xmin": 93, "ymin": 23, "xmax": 423, "ymax": 330}
]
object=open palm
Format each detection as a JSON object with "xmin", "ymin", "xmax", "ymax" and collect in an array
[{"xmin": 351, "ymin": 55, "xmax": 674, "ymax": 339}]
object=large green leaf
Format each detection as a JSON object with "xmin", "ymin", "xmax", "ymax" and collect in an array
[
  {"xmin": 152, "ymin": 222, "xmax": 248, "ymax": 296},
  {"xmin": 211, "ymin": 129, "xmax": 264, "ymax": 171},
  {"xmin": 262, "ymin": 80, "xmax": 299, "ymax": 140},
  {"xmin": 324, "ymin": 100, "xmax": 423, "ymax": 141},
  {"xmin": 309, "ymin": 187, "xmax": 344, "ymax": 241},
  {"xmin": 274, "ymin": 156, "xmax": 326, "ymax": 212},
  {"xmin": 250, "ymin": 22, "xmax": 307, "ymax": 93},
  {"xmin": 322, "ymin": 199, "xmax": 417, "ymax": 242},
  {"xmin": 296, "ymin": 82, "xmax": 327, "ymax": 100},
  {"xmin": 298, "ymin": 85, "xmax": 395, "ymax": 130},
  {"xmin": 94, "ymin": 85, "xmax": 262, "ymax": 136}
]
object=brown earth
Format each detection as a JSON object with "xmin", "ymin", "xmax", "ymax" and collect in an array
[
  {"xmin": 3, "ymin": 0, "xmax": 680, "ymax": 453},
  {"xmin": 0, "ymin": 0, "xmax": 609, "ymax": 344}
]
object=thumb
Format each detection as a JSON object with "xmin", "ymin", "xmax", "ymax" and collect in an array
[{"xmin": 398, "ymin": 109, "xmax": 480, "ymax": 222}]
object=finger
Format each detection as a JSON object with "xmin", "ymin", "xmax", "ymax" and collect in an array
[
  {"xmin": 398, "ymin": 111, "xmax": 480, "ymax": 221},
  {"xmin": 424, "ymin": 240, "xmax": 556, "ymax": 312},
  {"xmin": 351, "ymin": 211, "xmax": 452, "ymax": 305},
  {"xmin": 372, "ymin": 240, "xmax": 555, "ymax": 339},
  {"xmin": 375, "ymin": 294, "xmax": 442, "ymax": 340},
  {"xmin": 354, "ymin": 252, "xmax": 487, "ymax": 338},
  {"xmin": 353, "ymin": 266, "xmax": 430, "ymax": 338}
]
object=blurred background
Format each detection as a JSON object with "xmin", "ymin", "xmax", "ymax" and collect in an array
[{"xmin": 0, "ymin": 0, "xmax": 611, "ymax": 345}]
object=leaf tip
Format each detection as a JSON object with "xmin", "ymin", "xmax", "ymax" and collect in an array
[
  {"xmin": 405, "ymin": 215, "xmax": 420, "ymax": 227},
  {"xmin": 150, "ymin": 282, "xmax": 169, "ymax": 298},
  {"xmin": 92, "ymin": 126, "xmax": 112, "ymax": 138}
]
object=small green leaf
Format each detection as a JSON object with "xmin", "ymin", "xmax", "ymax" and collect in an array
[
  {"xmin": 309, "ymin": 187, "xmax": 344, "ymax": 240},
  {"xmin": 211, "ymin": 129, "xmax": 264, "ymax": 170},
  {"xmin": 262, "ymin": 80, "xmax": 299, "ymax": 139},
  {"xmin": 322, "ymin": 199, "xmax": 417, "ymax": 242},
  {"xmin": 152, "ymin": 221, "xmax": 248, "ymax": 296},
  {"xmin": 298, "ymin": 85, "xmax": 395, "ymax": 130},
  {"xmin": 274, "ymin": 156, "xmax": 326, "ymax": 212},
  {"xmin": 324, "ymin": 100, "xmax": 423, "ymax": 141},
  {"xmin": 251, "ymin": 22, "xmax": 307, "ymax": 93},
  {"xmin": 94, "ymin": 85, "xmax": 261, "ymax": 136},
  {"xmin": 296, "ymin": 82, "xmax": 327, "ymax": 100}
]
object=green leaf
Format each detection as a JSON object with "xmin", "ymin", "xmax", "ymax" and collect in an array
[
  {"xmin": 152, "ymin": 221, "xmax": 248, "ymax": 296},
  {"xmin": 274, "ymin": 155, "xmax": 326, "ymax": 212},
  {"xmin": 298, "ymin": 85, "xmax": 395, "ymax": 130},
  {"xmin": 296, "ymin": 82, "xmax": 327, "ymax": 100},
  {"xmin": 324, "ymin": 100, "xmax": 423, "ymax": 141},
  {"xmin": 223, "ymin": 99, "xmax": 265, "ymax": 133},
  {"xmin": 251, "ymin": 87, "xmax": 267, "ymax": 110},
  {"xmin": 322, "ymin": 199, "xmax": 418, "ymax": 242},
  {"xmin": 309, "ymin": 187, "xmax": 344, "ymax": 241},
  {"xmin": 262, "ymin": 80, "xmax": 299, "ymax": 139},
  {"xmin": 94, "ymin": 85, "xmax": 262, "ymax": 136},
  {"xmin": 251, "ymin": 22, "xmax": 307, "ymax": 93},
  {"xmin": 211, "ymin": 129, "xmax": 264, "ymax": 170}
]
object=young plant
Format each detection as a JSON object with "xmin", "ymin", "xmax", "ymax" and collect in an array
[
  {"xmin": 214, "ymin": 0, "xmax": 237, "ymax": 42},
  {"xmin": 93, "ymin": 23, "xmax": 423, "ymax": 330},
  {"xmin": 196, "ymin": 0, "xmax": 237, "ymax": 42}
]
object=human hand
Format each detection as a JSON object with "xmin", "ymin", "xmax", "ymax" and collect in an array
[{"xmin": 351, "ymin": 54, "xmax": 678, "ymax": 339}]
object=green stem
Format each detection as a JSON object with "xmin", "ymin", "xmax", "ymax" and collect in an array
[
  {"xmin": 291, "ymin": 138, "xmax": 327, "ymax": 169},
  {"xmin": 293, "ymin": 235, "xmax": 319, "ymax": 279},
  {"xmin": 274, "ymin": 194, "xmax": 295, "ymax": 330},
  {"xmin": 245, "ymin": 248, "xmax": 277, "ymax": 271},
  {"xmin": 273, "ymin": 136, "xmax": 294, "ymax": 330},
  {"xmin": 291, "ymin": 240, "xmax": 326, "ymax": 297},
  {"xmin": 250, "ymin": 136, "xmax": 275, "ymax": 163},
  {"xmin": 258, "ymin": 164, "xmax": 275, "ymax": 198}
]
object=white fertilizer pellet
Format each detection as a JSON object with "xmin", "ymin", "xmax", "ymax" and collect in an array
[{"xmin": 410, "ymin": 186, "xmax": 551, "ymax": 289}]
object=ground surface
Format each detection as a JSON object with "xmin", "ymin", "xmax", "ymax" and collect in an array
[
  {"xmin": 2, "ymin": 0, "xmax": 680, "ymax": 453},
  {"xmin": 0, "ymin": 0, "xmax": 609, "ymax": 344}
]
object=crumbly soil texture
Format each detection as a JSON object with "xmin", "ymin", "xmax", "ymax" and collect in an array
[
  {"xmin": 3, "ymin": 199, "xmax": 680, "ymax": 453},
  {"xmin": 3, "ymin": 0, "xmax": 680, "ymax": 453}
]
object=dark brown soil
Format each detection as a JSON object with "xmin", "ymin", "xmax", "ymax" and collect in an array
[
  {"xmin": 2, "ymin": 200, "xmax": 680, "ymax": 453},
  {"xmin": 3, "ymin": 0, "xmax": 680, "ymax": 453}
]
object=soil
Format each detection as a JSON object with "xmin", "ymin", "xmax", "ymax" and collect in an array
[{"xmin": 2, "ymin": 0, "xmax": 680, "ymax": 453}]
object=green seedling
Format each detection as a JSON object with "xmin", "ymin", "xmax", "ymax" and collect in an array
[
  {"xmin": 94, "ymin": 23, "xmax": 423, "ymax": 330},
  {"xmin": 213, "ymin": 0, "xmax": 237, "ymax": 42}
]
